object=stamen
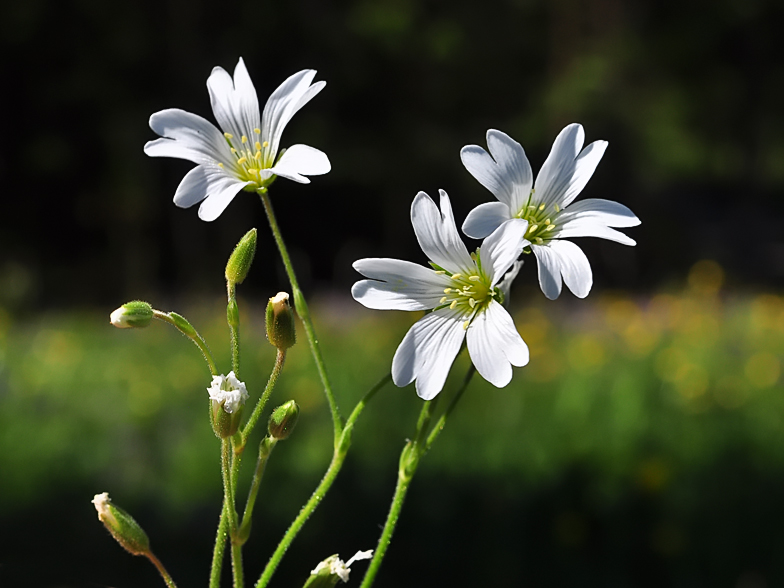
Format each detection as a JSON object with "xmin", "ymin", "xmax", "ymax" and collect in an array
[
  {"xmin": 237, "ymin": 157, "xmax": 247, "ymax": 165},
  {"xmin": 248, "ymin": 168, "xmax": 258, "ymax": 176},
  {"xmin": 468, "ymin": 275, "xmax": 480, "ymax": 281},
  {"xmin": 434, "ymin": 270, "xmax": 446, "ymax": 275},
  {"xmin": 254, "ymin": 151, "xmax": 262, "ymax": 160},
  {"xmin": 224, "ymin": 132, "xmax": 233, "ymax": 139},
  {"xmin": 452, "ymin": 273, "xmax": 462, "ymax": 280},
  {"xmin": 262, "ymin": 141, "xmax": 269, "ymax": 148},
  {"xmin": 255, "ymin": 141, "xmax": 262, "ymax": 151},
  {"xmin": 528, "ymin": 224, "xmax": 539, "ymax": 234},
  {"xmin": 538, "ymin": 203, "xmax": 545, "ymax": 211},
  {"xmin": 546, "ymin": 224, "xmax": 555, "ymax": 231},
  {"xmin": 450, "ymin": 300, "xmax": 457, "ymax": 310},
  {"xmin": 535, "ymin": 237, "xmax": 544, "ymax": 244},
  {"xmin": 254, "ymin": 128, "xmax": 261, "ymax": 134},
  {"xmin": 463, "ymin": 320, "xmax": 470, "ymax": 330},
  {"xmin": 440, "ymin": 297, "xmax": 447, "ymax": 304},
  {"xmin": 444, "ymin": 288, "xmax": 452, "ymax": 294},
  {"xmin": 241, "ymin": 136, "xmax": 248, "ymax": 144},
  {"xmin": 469, "ymin": 298, "xmax": 476, "ymax": 308},
  {"xmin": 217, "ymin": 162, "xmax": 224, "ymax": 168},
  {"xmin": 554, "ymin": 203, "xmax": 561, "ymax": 212},
  {"xmin": 230, "ymin": 148, "xmax": 237, "ymax": 154},
  {"xmin": 545, "ymin": 219, "xmax": 551, "ymax": 225}
]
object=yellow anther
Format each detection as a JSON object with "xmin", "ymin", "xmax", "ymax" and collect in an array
[
  {"xmin": 262, "ymin": 141, "xmax": 269, "ymax": 148},
  {"xmin": 468, "ymin": 275, "xmax": 480, "ymax": 282},
  {"xmin": 254, "ymin": 150, "xmax": 262, "ymax": 160},
  {"xmin": 463, "ymin": 320, "xmax": 470, "ymax": 330},
  {"xmin": 528, "ymin": 205, "xmax": 537, "ymax": 211},
  {"xmin": 535, "ymin": 237, "xmax": 544, "ymax": 244},
  {"xmin": 248, "ymin": 168, "xmax": 258, "ymax": 175},
  {"xmin": 254, "ymin": 128, "xmax": 261, "ymax": 134},
  {"xmin": 444, "ymin": 288, "xmax": 452, "ymax": 294},
  {"xmin": 237, "ymin": 157, "xmax": 247, "ymax": 165},
  {"xmin": 217, "ymin": 162, "xmax": 224, "ymax": 168},
  {"xmin": 528, "ymin": 224, "xmax": 539, "ymax": 234},
  {"xmin": 546, "ymin": 224, "xmax": 555, "ymax": 231},
  {"xmin": 230, "ymin": 147, "xmax": 237, "ymax": 154},
  {"xmin": 224, "ymin": 132, "xmax": 233, "ymax": 139},
  {"xmin": 241, "ymin": 135, "xmax": 248, "ymax": 144},
  {"xmin": 450, "ymin": 300, "xmax": 457, "ymax": 310},
  {"xmin": 434, "ymin": 270, "xmax": 446, "ymax": 275},
  {"xmin": 452, "ymin": 273, "xmax": 462, "ymax": 280},
  {"xmin": 469, "ymin": 298, "xmax": 476, "ymax": 308},
  {"xmin": 440, "ymin": 296, "xmax": 447, "ymax": 304},
  {"xmin": 545, "ymin": 219, "xmax": 551, "ymax": 225},
  {"xmin": 255, "ymin": 141, "xmax": 262, "ymax": 151},
  {"xmin": 554, "ymin": 203, "xmax": 560, "ymax": 212},
  {"xmin": 538, "ymin": 203, "xmax": 545, "ymax": 211}
]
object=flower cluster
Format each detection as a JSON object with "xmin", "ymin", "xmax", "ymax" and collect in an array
[
  {"xmin": 352, "ymin": 126, "xmax": 639, "ymax": 398},
  {"xmin": 207, "ymin": 371, "xmax": 248, "ymax": 414}
]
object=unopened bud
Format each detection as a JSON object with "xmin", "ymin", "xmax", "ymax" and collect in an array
[
  {"xmin": 226, "ymin": 228, "xmax": 257, "ymax": 286},
  {"xmin": 208, "ymin": 372, "xmax": 249, "ymax": 438},
  {"xmin": 110, "ymin": 301, "xmax": 153, "ymax": 329},
  {"xmin": 266, "ymin": 292, "xmax": 296, "ymax": 350},
  {"xmin": 303, "ymin": 550, "xmax": 374, "ymax": 587},
  {"xmin": 268, "ymin": 400, "xmax": 299, "ymax": 440},
  {"xmin": 92, "ymin": 492, "xmax": 150, "ymax": 556}
]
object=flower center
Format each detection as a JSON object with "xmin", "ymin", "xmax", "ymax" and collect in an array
[
  {"xmin": 219, "ymin": 129, "xmax": 275, "ymax": 187},
  {"xmin": 514, "ymin": 190, "xmax": 562, "ymax": 245},
  {"xmin": 437, "ymin": 266, "xmax": 498, "ymax": 328}
]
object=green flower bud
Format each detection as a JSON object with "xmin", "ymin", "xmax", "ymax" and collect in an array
[
  {"xmin": 92, "ymin": 492, "xmax": 150, "ymax": 556},
  {"xmin": 225, "ymin": 228, "xmax": 257, "ymax": 286},
  {"xmin": 268, "ymin": 400, "xmax": 300, "ymax": 440},
  {"xmin": 303, "ymin": 551, "xmax": 374, "ymax": 587},
  {"xmin": 265, "ymin": 292, "xmax": 296, "ymax": 350},
  {"xmin": 208, "ymin": 372, "xmax": 249, "ymax": 438},
  {"xmin": 110, "ymin": 301, "xmax": 153, "ymax": 329}
]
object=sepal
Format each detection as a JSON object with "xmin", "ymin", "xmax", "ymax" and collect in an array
[
  {"xmin": 110, "ymin": 301, "xmax": 153, "ymax": 329},
  {"xmin": 92, "ymin": 492, "xmax": 150, "ymax": 556},
  {"xmin": 225, "ymin": 228, "xmax": 257, "ymax": 286}
]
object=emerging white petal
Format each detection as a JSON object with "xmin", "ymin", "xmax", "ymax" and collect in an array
[
  {"xmin": 207, "ymin": 371, "xmax": 249, "ymax": 413},
  {"xmin": 411, "ymin": 190, "xmax": 474, "ymax": 275},
  {"xmin": 352, "ymin": 258, "xmax": 450, "ymax": 310},
  {"xmin": 466, "ymin": 300, "xmax": 529, "ymax": 387},
  {"xmin": 391, "ymin": 309, "xmax": 467, "ymax": 400},
  {"xmin": 462, "ymin": 201, "xmax": 512, "ymax": 240},
  {"xmin": 266, "ymin": 144, "xmax": 331, "ymax": 184}
]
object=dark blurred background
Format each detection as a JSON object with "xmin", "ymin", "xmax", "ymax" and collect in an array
[{"xmin": 2, "ymin": 0, "xmax": 784, "ymax": 587}]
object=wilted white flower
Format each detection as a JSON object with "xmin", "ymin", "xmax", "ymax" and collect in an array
[
  {"xmin": 145, "ymin": 58, "xmax": 330, "ymax": 221},
  {"xmin": 310, "ymin": 550, "xmax": 374, "ymax": 583},
  {"xmin": 207, "ymin": 371, "xmax": 248, "ymax": 414},
  {"xmin": 352, "ymin": 190, "xmax": 530, "ymax": 400},
  {"xmin": 461, "ymin": 124, "xmax": 640, "ymax": 299}
]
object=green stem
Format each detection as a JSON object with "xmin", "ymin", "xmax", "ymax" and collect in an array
[
  {"xmin": 237, "ymin": 437, "xmax": 277, "ymax": 544},
  {"xmin": 153, "ymin": 310, "xmax": 217, "ymax": 375},
  {"xmin": 254, "ymin": 373, "xmax": 390, "ymax": 588},
  {"xmin": 360, "ymin": 366, "xmax": 476, "ymax": 588},
  {"xmin": 146, "ymin": 552, "xmax": 178, "ymax": 588},
  {"xmin": 258, "ymin": 190, "xmax": 343, "ymax": 444},
  {"xmin": 227, "ymin": 284, "xmax": 241, "ymax": 376},
  {"xmin": 240, "ymin": 350, "xmax": 286, "ymax": 448},
  {"xmin": 209, "ymin": 501, "xmax": 229, "ymax": 588},
  {"xmin": 222, "ymin": 439, "xmax": 243, "ymax": 588}
]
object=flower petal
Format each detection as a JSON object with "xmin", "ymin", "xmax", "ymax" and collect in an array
[
  {"xmin": 206, "ymin": 58, "xmax": 261, "ymax": 142},
  {"xmin": 144, "ymin": 108, "xmax": 230, "ymax": 164},
  {"xmin": 467, "ymin": 300, "xmax": 528, "ymax": 387},
  {"xmin": 197, "ymin": 180, "xmax": 250, "ymax": 222},
  {"xmin": 531, "ymin": 243, "xmax": 563, "ymax": 300},
  {"xmin": 555, "ymin": 218, "xmax": 637, "ymax": 246},
  {"xmin": 557, "ymin": 198, "xmax": 640, "ymax": 228},
  {"xmin": 411, "ymin": 190, "xmax": 474, "ymax": 275},
  {"xmin": 534, "ymin": 240, "xmax": 593, "ymax": 298},
  {"xmin": 351, "ymin": 258, "xmax": 449, "ymax": 310},
  {"xmin": 262, "ymin": 70, "xmax": 325, "ymax": 159},
  {"xmin": 462, "ymin": 201, "xmax": 511, "ymax": 240},
  {"xmin": 173, "ymin": 164, "xmax": 240, "ymax": 208},
  {"xmin": 266, "ymin": 144, "xmax": 331, "ymax": 184},
  {"xmin": 533, "ymin": 123, "xmax": 584, "ymax": 209},
  {"xmin": 558, "ymin": 139, "xmax": 608, "ymax": 208},
  {"xmin": 391, "ymin": 309, "xmax": 467, "ymax": 400},
  {"xmin": 461, "ymin": 129, "xmax": 533, "ymax": 212},
  {"xmin": 478, "ymin": 219, "xmax": 529, "ymax": 287}
]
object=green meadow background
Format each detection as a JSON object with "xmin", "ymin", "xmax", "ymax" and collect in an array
[{"xmin": 2, "ymin": 0, "xmax": 784, "ymax": 586}]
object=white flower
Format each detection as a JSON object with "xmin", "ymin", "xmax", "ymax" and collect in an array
[
  {"xmin": 144, "ymin": 58, "xmax": 330, "ymax": 222},
  {"xmin": 461, "ymin": 124, "xmax": 640, "ymax": 299},
  {"xmin": 310, "ymin": 550, "xmax": 374, "ymax": 583},
  {"xmin": 352, "ymin": 190, "xmax": 530, "ymax": 400},
  {"xmin": 207, "ymin": 371, "xmax": 249, "ymax": 413}
]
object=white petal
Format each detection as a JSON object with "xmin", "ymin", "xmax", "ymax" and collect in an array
[
  {"xmin": 411, "ymin": 190, "xmax": 474, "ymax": 275},
  {"xmin": 533, "ymin": 123, "xmax": 584, "ymax": 209},
  {"xmin": 560, "ymin": 140, "xmax": 608, "ymax": 208},
  {"xmin": 197, "ymin": 180, "xmax": 250, "ymax": 222},
  {"xmin": 497, "ymin": 260, "xmax": 523, "ymax": 303},
  {"xmin": 351, "ymin": 258, "xmax": 449, "ymax": 310},
  {"xmin": 144, "ymin": 109, "xmax": 230, "ymax": 164},
  {"xmin": 262, "ymin": 70, "xmax": 325, "ymax": 159},
  {"xmin": 266, "ymin": 144, "xmax": 331, "ymax": 183},
  {"xmin": 391, "ymin": 309, "xmax": 467, "ymax": 400},
  {"xmin": 532, "ymin": 243, "xmax": 563, "ymax": 300},
  {"xmin": 461, "ymin": 129, "xmax": 532, "ymax": 211},
  {"xmin": 557, "ymin": 198, "xmax": 640, "ymax": 228},
  {"xmin": 206, "ymin": 58, "xmax": 261, "ymax": 142},
  {"xmin": 462, "ymin": 202, "xmax": 512, "ymax": 239},
  {"xmin": 478, "ymin": 219, "xmax": 529, "ymax": 287},
  {"xmin": 539, "ymin": 240, "xmax": 594, "ymax": 298},
  {"xmin": 555, "ymin": 218, "xmax": 637, "ymax": 246},
  {"xmin": 467, "ymin": 300, "xmax": 528, "ymax": 387},
  {"xmin": 173, "ymin": 164, "xmax": 239, "ymax": 208}
]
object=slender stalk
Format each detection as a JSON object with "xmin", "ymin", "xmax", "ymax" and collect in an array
[
  {"xmin": 153, "ymin": 310, "xmax": 218, "ymax": 375},
  {"xmin": 222, "ymin": 439, "xmax": 242, "ymax": 588},
  {"xmin": 240, "ymin": 350, "xmax": 286, "ymax": 448},
  {"xmin": 258, "ymin": 190, "xmax": 343, "ymax": 444},
  {"xmin": 237, "ymin": 437, "xmax": 277, "ymax": 543},
  {"xmin": 360, "ymin": 366, "xmax": 476, "ymax": 588},
  {"xmin": 209, "ymin": 501, "xmax": 230, "ymax": 588},
  {"xmin": 227, "ymin": 284, "xmax": 241, "ymax": 376},
  {"xmin": 146, "ymin": 552, "xmax": 178, "ymax": 588},
  {"xmin": 254, "ymin": 373, "xmax": 391, "ymax": 588}
]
